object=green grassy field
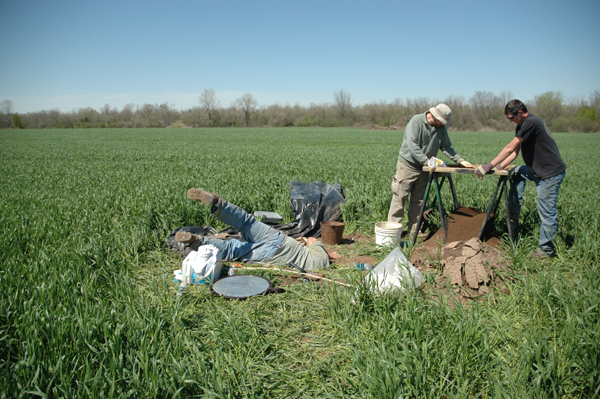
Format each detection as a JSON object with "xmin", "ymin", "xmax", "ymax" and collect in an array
[{"xmin": 1, "ymin": 128, "xmax": 599, "ymax": 398}]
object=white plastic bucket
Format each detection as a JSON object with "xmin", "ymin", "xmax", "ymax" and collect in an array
[{"xmin": 375, "ymin": 222, "xmax": 403, "ymax": 247}]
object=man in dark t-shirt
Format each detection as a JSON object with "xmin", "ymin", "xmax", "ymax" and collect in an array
[{"xmin": 475, "ymin": 99, "xmax": 566, "ymax": 258}]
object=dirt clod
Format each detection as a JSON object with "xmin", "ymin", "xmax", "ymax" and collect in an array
[{"xmin": 411, "ymin": 207, "xmax": 511, "ymax": 301}]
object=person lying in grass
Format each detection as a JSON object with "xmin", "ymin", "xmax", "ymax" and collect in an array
[{"xmin": 177, "ymin": 188, "xmax": 341, "ymax": 272}]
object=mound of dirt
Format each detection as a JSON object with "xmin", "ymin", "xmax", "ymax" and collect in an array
[
  {"xmin": 409, "ymin": 207, "xmax": 512, "ymax": 301},
  {"xmin": 412, "ymin": 237, "xmax": 510, "ymax": 302}
]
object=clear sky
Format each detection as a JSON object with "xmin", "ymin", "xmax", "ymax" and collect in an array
[{"xmin": 1, "ymin": 0, "xmax": 599, "ymax": 113}]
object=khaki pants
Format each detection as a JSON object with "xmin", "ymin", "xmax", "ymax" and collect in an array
[{"xmin": 387, "ymin": 158, "xmax": 429, "ymax": 233}]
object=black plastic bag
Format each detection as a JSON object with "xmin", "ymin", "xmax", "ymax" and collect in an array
[{"xmin": 275, "ymin": 180, "xmax": 345, "ymax": 238}]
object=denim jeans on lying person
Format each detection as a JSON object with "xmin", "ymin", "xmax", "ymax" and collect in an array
[
  {"xmin": 198, "ymin": 199, "xmax": 286, "ymax": 263},
  {"xmin": 508, "ymin": 165, "xmax": 566, "ymax": 256}
]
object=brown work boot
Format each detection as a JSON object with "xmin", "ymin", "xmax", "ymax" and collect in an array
[
  {"xmin": 175, "ymin": 231, "xmax": 199, "ymax": 243},
  {"xmin": 187, "ymin": 189, "xmax": 218, "ymax": 204}
]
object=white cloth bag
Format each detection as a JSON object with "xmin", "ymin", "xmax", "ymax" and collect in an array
[{"xmin": 174, "ymin": 244, "xmax": 222, "ymax": 286}]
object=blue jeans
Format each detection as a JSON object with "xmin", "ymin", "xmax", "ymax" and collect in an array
[
  {"xmin": 508, "ymin": 166, "xmax": 565, "ymax": 255},
  {"xmin": 199, "ymin": 199, "xmax": 285, "ymax": 263}
]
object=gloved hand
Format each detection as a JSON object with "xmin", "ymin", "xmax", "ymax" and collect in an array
[
  {"xmin": 459, "ymin": 160, "xmax": 473, "ymax": 168},
  {"xmin": 475, "ymin": 162, "xmax": 494, "ymax": 179},
  {"xmin": 427, "ymin": 157, "xmax": 445, "ymax": 170},
  {"xmin": 495, "ymin": 164, "xmax": 504, "ymax": 170}
]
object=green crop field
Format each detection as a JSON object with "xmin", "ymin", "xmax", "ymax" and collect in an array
[{"xmin": 1, "ymin": 128, "xmax": 599, "ymax": 398}]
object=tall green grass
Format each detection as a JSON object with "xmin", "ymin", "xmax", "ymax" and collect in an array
[{"xmin": 1, "ymin": 128, "xmax": 599, "ymax": 397}]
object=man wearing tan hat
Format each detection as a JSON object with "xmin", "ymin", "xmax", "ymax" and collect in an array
[{"xmin": 387, "ymin": 103, "xmax": 473, "ymax": 236}]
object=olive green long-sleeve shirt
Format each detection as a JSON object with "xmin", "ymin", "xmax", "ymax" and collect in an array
[
  {"xmin": 398, "ymin": 113, "xmax": 463, "ymax": 166},
  {"xmin": 266, "ymin": 236, "xmax": 329, "ymax": 272}
]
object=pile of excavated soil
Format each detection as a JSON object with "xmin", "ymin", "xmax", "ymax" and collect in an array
[
  {"xmin": 410, "ymin": 207, "xmax": 511, "ymax": 302},
  {"xmin": 412, "ymin": 237, "xmax": 510, "ymax": 302}
]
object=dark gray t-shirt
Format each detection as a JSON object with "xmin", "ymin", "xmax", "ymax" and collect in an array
[{"xmin": 516, "ymin": 114, "xmax": 566, "ymax": 179}]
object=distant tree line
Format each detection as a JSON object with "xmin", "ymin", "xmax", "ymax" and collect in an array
[{"xmin": 1, "ymin": 89, "xmax": 599, "ymax": 132}]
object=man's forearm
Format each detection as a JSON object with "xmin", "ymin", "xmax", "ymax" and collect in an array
[
  {"xmin": 491, "ymin": 138, "xmax": 522, "ymax": 167},
  {"xmin": 491, "ymin": 148, "xmax": 515, "ymax": 167},
  {"xmin": 499, "ymin": 151, "xmax": 518, "ymax": 168}
]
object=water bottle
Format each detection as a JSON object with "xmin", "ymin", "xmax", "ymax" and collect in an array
[
  {"xmin": 178, "ymin": 261, "xmax": 191, "ymax": 295},
  {"xmin": 355, "ymin": 263, "xmax": 373, "ymax": 271}
]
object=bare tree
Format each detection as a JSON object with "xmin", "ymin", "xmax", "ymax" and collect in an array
[
  {"xmin": 49, "ymin": 109, "xmax": 61, "ymax": 127},
  {"xmin": 139, "ymin": 103, "xmax": 161, "ymax": 127},
  {"xmin": 77, "ymin": 107, "xmax": 100, "ymax": 127},
  {"xmin": 120, "ymin": 103, "xmax": 136, "ymax": 124},
  {"xmin": 199, "ymin": 89, "xmax": 221, "ymax": 125},
  {"xmin": 1, "ymin": 99, "xmax": 13, "ymax": 114},
  {"xmin": 406, "ymin": 97, "xmax": 431, "ymax": 115},
  {"xmin": 589, "ymin": 90, "xmax": 600, "ymax": 114},
  {"xmin": 363, "ymin": 101, "xmax": 382, "ymax": 125},
  {"xmin": 469, "ymin": 91, "xmax": 503, "ymax": 130},
  {"xmin": 534, "ymin": 91, "xmax": 564, "ymax": 126},
  {"xmin": 180, "ymin": 106, "xmax": 207, "ymax": 127},
  {"xmin": 234, "ymin": 93, "xmax": 258, "ymax": 127},
  {"xmin": 568, "ymin": 95, "xmax": 587, "ymax": 110},
  {"xmin": 139, "ymin": 103, "xmax": 156, "ymax": 119},
  {"xmin": 443, "ymin": 95, "xmax": 469, "ymax": 131},
  {"xmin": 0, "ymin": 99, "xmax": 14, "ymax": 128},
  {"xmin": 499, "ymin": 90, "xmax": 514, "ymax": 106},
  {"xmin": 159, "ymin": 102, "xmax": 179, "ymax": 127},
  {"xmin": 98, "ymin": 103, "xmax": 119, "ymax": 127},
  {"xmin": 333, "ymin": 89, "xmax": 352, "ymax": 118},
  {"xmin": 306, "ymin": 102, "xmax": 328, "ymax": 126}
]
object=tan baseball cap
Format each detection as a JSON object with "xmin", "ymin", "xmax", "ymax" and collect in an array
[{"xmin": 429, "ymin": 103, "xmax": 452, "ymax": 125}]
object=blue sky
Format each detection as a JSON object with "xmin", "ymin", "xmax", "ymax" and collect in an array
[{"xmin": 1, "ymin": 0, "xmax": 599, "ymax": 113}]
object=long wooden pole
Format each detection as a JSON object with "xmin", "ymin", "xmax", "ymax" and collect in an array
[{"xmin": 231, "ymin": 265, "xmax": 353, "ymax": 288}]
